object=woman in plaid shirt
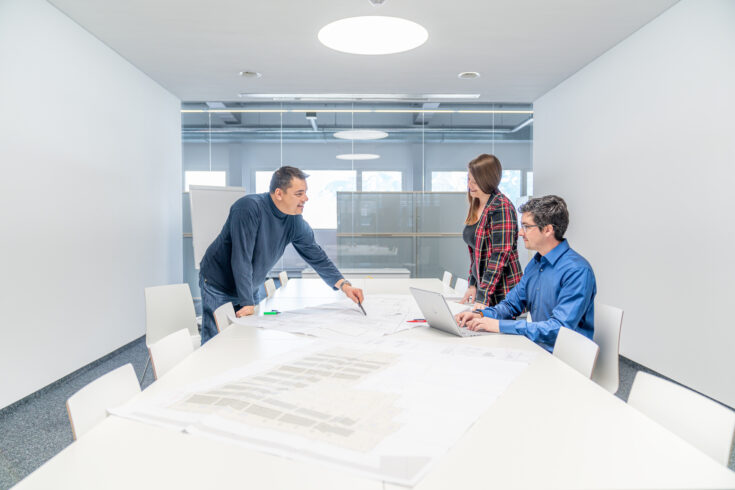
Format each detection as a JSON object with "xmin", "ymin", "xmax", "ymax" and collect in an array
[{"xmin": 460, "ymin": 154, "xmax": 523, "ymax": 308}]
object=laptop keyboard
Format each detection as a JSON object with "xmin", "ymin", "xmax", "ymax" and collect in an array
[{"xmin": 457, "ymin": 326, "xmax": 485, "ymax": 337}]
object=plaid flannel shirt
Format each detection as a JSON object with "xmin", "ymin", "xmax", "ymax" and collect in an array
[{"xmin": 468, "ymin": 191, "xmax": 522, "ymax": 306}]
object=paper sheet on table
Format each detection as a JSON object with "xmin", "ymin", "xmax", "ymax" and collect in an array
[
  {"xmin": 229, "ymin": 294, "xmax": 445, "ymax": 341},
  {"xmin": 112, "ymin": 338, "xmax": 536, "ymax": 486}
]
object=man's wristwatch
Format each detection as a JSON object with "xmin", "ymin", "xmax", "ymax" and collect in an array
[
  {"xmin": 340, "ymin": 280, "xmax": 352, "ymax": 292},
  {"xmin": 473, "ymin": 309, "xmax": 484, "ymax": 317}
]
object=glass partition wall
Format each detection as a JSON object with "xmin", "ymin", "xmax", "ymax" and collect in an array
[{"xmin": 181, "ymin": 102, "xmax": 533, "ymax": 305}]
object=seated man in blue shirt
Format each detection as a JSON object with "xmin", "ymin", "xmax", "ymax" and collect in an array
[
  {"xmin": 199, "ymin": 166, "xmax": 364, "ymax": 344},
  {"xmin": 455, "ymin": 195, "xmax": 596, "ymax": 352}
]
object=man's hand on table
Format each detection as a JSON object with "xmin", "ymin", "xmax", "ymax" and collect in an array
[
  {"xmin": 459, "ymin": 285, "xmax": 476, "ymax": 304},
  {"xmin": 236, "ymin": 305, "xmax": 255, "ymax": 317}
]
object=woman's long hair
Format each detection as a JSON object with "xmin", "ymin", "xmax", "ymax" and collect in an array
[{"xmin": 465, "ymin": 154, "xmax": 502, "ymax": 225}]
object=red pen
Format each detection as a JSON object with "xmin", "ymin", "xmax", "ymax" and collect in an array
[{"xmin": 407, "ymin": 319, "xmax": 426, "ymax": 323}]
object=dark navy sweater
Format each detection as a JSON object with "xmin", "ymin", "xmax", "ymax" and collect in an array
[{"xmin": 200, "ymin": 193, "xmax": 343, "ymax": 306}]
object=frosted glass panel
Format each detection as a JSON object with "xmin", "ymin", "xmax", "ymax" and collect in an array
[
  {"xmin": 337, "ymin": 236, "xmax": 414, "ymax": 275},
  {"xmin": 337, "ymin": 192, "xmax": 469, "ymax": 278},
  {"xmin": 416, "ymin": 236, "xmax": 470, "ymax": 282},
  {"xmin": 337, "ymin": 192, "xmax": 414, "ymax": 234},
  {"xmin": 416, "ymin": 193, "xmax": 466, "ymax": 234}
]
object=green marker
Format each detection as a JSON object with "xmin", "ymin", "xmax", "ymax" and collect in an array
[{"xmin": 264, "ymin": 310, "xmax": 279, "ymax": 315}]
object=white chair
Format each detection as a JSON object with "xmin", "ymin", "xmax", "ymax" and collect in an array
[
  {"xmin": 66, "ymin": 364, "xmax": 140, "ymax": 440},
  {"xmin": 454, "ymin": 277, "xmax": 469, "ymax": 296},
  {"xmin": 214, "ymin": 301, "xmax": 235, "ymax": 333},
  {"xmin": 264, "ymin": 278, "xmax": 276, "ymax": 298},
  {"xmin": 591, "ymin": 303, "xmax": 624, "ymax": 393},
  {"xmin": 552, "ymin": 328, "xmax": 599, "ymax": 378},
  {"xmin": 278, "ymin": 270, "xmax": 289, "ymax": 287},
  {"xmin": 442, "ymin": 271, "xmax": 453, "ymax": 287},
  {"xmin": 143, "ymin": 284, "xmax": 201, "ymax": 381},
  {"xmin": 149, "ymin": 329, "xmax": 194, "ymax": 380},
  {"xmin": 144, "ymin": 284, "xmax": 200, "ymax": 346},
  {"xmin": 628, "ymin": 371, "xmax": 735, "ymax": 466}
]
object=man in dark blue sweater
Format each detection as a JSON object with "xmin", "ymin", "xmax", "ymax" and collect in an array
[{"xmin": 199, "ymin": 166, "xmax": 364, "ymax": 344}]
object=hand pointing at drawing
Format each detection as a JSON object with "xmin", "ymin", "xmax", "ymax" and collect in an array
[{"xmin": 338, "ymin": 280, "xmax": 365, "ymax": 305}]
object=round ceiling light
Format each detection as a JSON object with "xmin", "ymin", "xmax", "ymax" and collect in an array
[
  {"xmin": 239, "ymin": 71, "xmax": 262, "ymax": 78},
  {"xmin": 318, "ymin": 16, "xmax": 428, "ymax": 55},
  {"xmin": 336, "ymin": 153, "xmax": 381, "ymax": 160},
  {"xmin": 458, "ymin": 71, "xmax": 480, "ymax": 79},
  {"xmin": 333, "ymin": 130, "xmax": 389, "ymax": 140}
]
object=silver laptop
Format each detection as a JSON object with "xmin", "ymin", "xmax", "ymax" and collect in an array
[{"xmin": 409, "ymin": 287, "xmax": 490, "ymax": 337}]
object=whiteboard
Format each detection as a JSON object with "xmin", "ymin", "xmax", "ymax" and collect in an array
[{"xmin": 189, "ymin": 185, "xmax": 246, "ymax": 269}]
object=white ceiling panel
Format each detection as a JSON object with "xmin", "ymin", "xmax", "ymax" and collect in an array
[{"xmin": 47, "ymin": 0, "xmax": 679, "ymax": 102}]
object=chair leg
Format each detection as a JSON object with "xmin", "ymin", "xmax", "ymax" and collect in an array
[{"xmin": 139, "ymin": 355, "xmax": 150, "ymax": 385}]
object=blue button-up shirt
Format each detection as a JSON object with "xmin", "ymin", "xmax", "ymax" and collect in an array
[{"xmin": 480, "ymin": 240, "xmax": 596, "ymax": 352}]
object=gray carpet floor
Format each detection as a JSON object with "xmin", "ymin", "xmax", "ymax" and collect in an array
[{"xmin": 1, "ymin": 339, "xmax": 733, "ymax": 488}]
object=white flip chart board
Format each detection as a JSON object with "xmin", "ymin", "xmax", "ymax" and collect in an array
[{"xmin": 189, "ymin": 185, "xmax": 246, "ymax": 269}]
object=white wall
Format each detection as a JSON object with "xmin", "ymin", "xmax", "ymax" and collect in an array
[
  {"xmin": 0, "ymin": 0, "xmax": 182, "ymax": 408},
  {"xmin": 533, "ymin": 0, "xmax": 735, "ymax": 406}
]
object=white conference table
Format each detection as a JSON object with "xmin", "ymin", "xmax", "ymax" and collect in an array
[
  {"xmin": 258, "ymin": 277, "xmax": 458, "ymax": 311},
  {"xmin": 300, "ymin": 268, "xmax": 411, "ymax": 279},
  {"xmin": 15, "ymin": 279, "xmax": 735, "ymax": 489}
]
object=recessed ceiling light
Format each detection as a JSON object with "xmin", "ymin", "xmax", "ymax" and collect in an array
[
  {"xmin": 318, "ymin": 16, "xmax": 428, "ymax": 55},
  {"xmin": 336, "ymin": 153, "xmax": 381, "ymax": 160},
  {"xmin": 333, "ymin": 130, "xmax": 388, "ymax": 140},
  {"xmin": 239, "ymin": 71, "xmax": 262, "ymax": 78},
  {"xmin": 458, "ymin": 71, "xmax": 480, "ymax": 79},
  {"xmin": 237, "ymin": 93, "xmax": 479, "ymax": 101}
]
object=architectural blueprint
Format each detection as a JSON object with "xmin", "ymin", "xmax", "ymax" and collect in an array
[
  {"xmin": 112, "ymin": 338, "xmax": 535, "ymax": 485},
  {"xmin": 229, "ymin": 294, "xmax": 469, "ymax": 341}
]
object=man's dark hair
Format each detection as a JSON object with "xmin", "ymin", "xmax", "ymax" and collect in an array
[
  {"xmin": 269, "ymin": 166, "xmax": 308, "ymax": 193},
  {"xmin": 519, "ymin": 195, "xmax": 569, "ymax": 241}
]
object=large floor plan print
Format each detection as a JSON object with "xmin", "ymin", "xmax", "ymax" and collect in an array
[
  {"xmin": 172, "ymin": 346, "xmax": 402, "ymax": 452},
  {"xmin": 113, "ymin": 338, "xmax": 535, "ymax": 485}
]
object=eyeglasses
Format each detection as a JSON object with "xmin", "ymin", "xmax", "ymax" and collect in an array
[{"xmin": 520, "ymin": 223, "xmax": 541, "ymax": 232}]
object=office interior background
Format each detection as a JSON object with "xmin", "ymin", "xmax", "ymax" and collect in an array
[
  {"xmin": 181, "ymin": 102, "xmax": 534, "ymax": 297},
  {"xmin": 1, "ymin": 0, "xmax": 734, "ymax": 478}
]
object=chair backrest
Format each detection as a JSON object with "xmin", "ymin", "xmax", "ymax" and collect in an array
[
  {"xmin": 278, "ymin": 270, "xmax": 289, "ymax": 287},
  {"xmin": 149, "ymin": 328, "xmax": 194, "ymax": 380},
  {"xmin": 553, "ymin": 328, "xmax": 600, "ymax": 378},
  {"xmin": 66, "ymin": 364, "xmax": 140, "ymax": 440},
  {"xmin": 264, "ymin": 278, "xmax": 276, "ymax": 298},
  {"xmin": 454, "ymin": 277, "xmax": 469, "ymax": 296},
  {"xmin": 144, "ymin": 284, "xmax": 199, "ymax": 347},
  {"xmin": 591, "ymin": 303, "xmax": 624, "ymax": 393},
  {"xmin": 628, "ymin": 372, "xmax": 735, "ymax": 466},
  {"xmin": 442, "ymin": 271, "xmax": 453, "ymax": 287},
  {"xmin": 214, "ymin": 301, "xmax": 235, "ymax": 333}
]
